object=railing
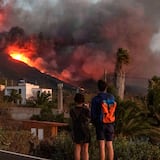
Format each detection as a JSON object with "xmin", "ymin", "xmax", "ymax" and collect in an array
[{"xmin": 0, "ymin": 150, "xmax": 49, "ymax": 160}]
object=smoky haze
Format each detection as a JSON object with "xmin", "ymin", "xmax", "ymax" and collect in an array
[{"xmin": 1, "ymin": 0, "xmax": 160, "ymax": 87}]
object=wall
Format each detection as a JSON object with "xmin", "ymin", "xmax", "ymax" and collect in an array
[{"xmin": 7, "ymin": 107, "xmax": 59, "ymax": 120}]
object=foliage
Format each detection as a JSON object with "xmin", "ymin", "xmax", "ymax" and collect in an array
[
  {"xmin": 3, "ymin": 89, "xmax": 21, "ymax": 104},
  {"xmin": 115, "ymin": 99, "xmax": 150, "ymax": 137},
  {"xmin": 0, "ymin": 128, "xmax": 34, "ymax": 154},
  {"xmin": 147, "ymin": 76, "xmax": 160, "ymax": 126},
  {"xmin": 146, "ymin": 76, "xmax": 160, "ymax": 143},
  {"xmin": 114, "ymin": 136, "xmax": 160, "ymax": 160},
  {"xmin": 32, "ymin": 131, "xmax": 74, "ymax": 160},
  {"xmin": 26, "ymin": 91, "xmax": 52, "ymax": 107},
  {"xmin": 115, "ymin": 97, "xmax": 160, "ymax": 144},
  {"xmin": 30, "ymin": 106, "xmax": 65, "ymax": 122},
  {"xmin": 115, "ymin": 47, "xmax": 129, "ymax": 72},
  {"xmin": 30, "ymin": 128, "xmax": 160, "ymax": 160}
]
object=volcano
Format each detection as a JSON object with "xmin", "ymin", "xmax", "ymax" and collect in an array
[{"xmin": 0, "ymin": 51, "xmax": 75, "ymax": 90}]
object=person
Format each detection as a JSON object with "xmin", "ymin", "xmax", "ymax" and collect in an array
[
  {"xmin": 70, "ymin": 93, "xmax": 91, "ymax": 160},
  {"xmin": 91, "ymin": 80, "xmax": 116, "ymax": 160}
]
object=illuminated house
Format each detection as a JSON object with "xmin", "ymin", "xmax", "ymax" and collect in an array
[{"xmin": 4, "ymin": 80, "xmax": 52, "ymax": 105}]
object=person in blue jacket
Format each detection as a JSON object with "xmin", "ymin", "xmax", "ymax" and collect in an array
[{"xmin": 91, "ymin": 80, "xmax": 116, "ymax": 160}]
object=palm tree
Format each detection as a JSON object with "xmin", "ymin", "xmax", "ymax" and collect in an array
[
  {"xmin": 115, "ymin": 48, "xmax": 130, "ymax": 73},
  {"xmin": 115, "ymin": 100, "xmax": 151, "ymax": 137},
  {"xmin": 114, "ymin": 48, "xmax": 129, "ymax": 99},
  {"xmin": 4, "ymin": 89, "xmax": 21, "ymax": 104},
  {"xmin": 36, "ymin": 91, "xmax": 51, "ymax": 106},
  {"xmin": 115, "ymin": 86, "xmax": 160, "ymax": 144}
]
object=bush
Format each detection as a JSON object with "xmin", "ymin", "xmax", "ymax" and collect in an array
[
  {"xmin": 1, "ymin": 126, "xmax": 159, "ymax": 160},
  {"xmin": 32, "ymin": 131, "xmax": 74, "ymax": 160},
  {"xmin": 0, "ymin": 128, "xmax": 35, "ymax": 154},
  {"xmin": 114, "ymin": 136, "xmax": 160, "ymax": 160},
  {"xmin": 31, "ymin": 125, "xmax": 160, "ymax": 160}
]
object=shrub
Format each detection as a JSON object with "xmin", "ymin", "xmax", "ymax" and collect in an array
[
  {"xmin": 114, "ymin": 136, "xmax": 160, "ymax": 160},
  {"xmin": 0, "ymin": 128, "xmax": 34, "ymax": 154},
  {"xmin": 32, "ymin": 131, "xmax": 74, "ymax": 160},
  {"xmin": 31, "ymin": 126, "xmax": 160, "ymax": 160}
]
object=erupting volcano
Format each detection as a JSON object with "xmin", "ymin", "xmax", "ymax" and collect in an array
[
  {"xmin": 7, "ymin": 45, "xmax": 32, "ymax": 65},
  {"xmin": 1, "ymin": 0, "xmax": 160, "ymax": 88}
]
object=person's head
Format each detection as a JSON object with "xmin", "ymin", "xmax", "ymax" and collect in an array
[
  {"xmin": 97, "ymin": 79, "xmax": 107, "ymax": 92},
  {"xmin": 74, "ymin": 93, "xmax": 85, "ymax": 104}
]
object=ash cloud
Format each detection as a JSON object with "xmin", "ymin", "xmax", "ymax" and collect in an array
[{"xmin": 1, "ymin": 0, "xmax": 160, "ymax": 86}]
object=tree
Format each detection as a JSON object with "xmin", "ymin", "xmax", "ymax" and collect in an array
[
  {"xmin": 4, "ymin": 89, "xmax": 21, "ymax": 104},
  {"xmin": 115, "ymin": 99, "xmax": 150, "ymax": 137},
  {"xmin": 35, "ymin": 91, "xmax": 51, "ymax": 106},
  {"xmin": 114, "ymin": 48, "xmax": 130, "ymax": 99},
  {"xmin": 115, "ymin": 48, "xmax": 130, "ymax": 73},
  {"xmin": 147, "ymin": 76, "xmax": 160, "ymax": 127}
]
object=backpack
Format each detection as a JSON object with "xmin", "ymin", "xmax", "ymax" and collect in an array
[{"xmin": 100, "ymin": 95, "xmax": 117, "ymax": 123}]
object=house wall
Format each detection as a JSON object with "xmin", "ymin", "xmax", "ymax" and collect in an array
[
  {"xmin": 4, "ymin": 82, "xmax": 52, "ymax": 105},
  {"xmin": 25, "ymin": 83, "xmax": 39, "ymax": 99}
]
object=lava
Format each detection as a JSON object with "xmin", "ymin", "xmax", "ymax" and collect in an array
[{"xmin": 6, "ymin": 44, "xmax": 33, "ymax": 66}]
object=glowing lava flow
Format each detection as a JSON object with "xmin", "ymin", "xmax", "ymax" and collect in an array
[
  {"xmin": 6, "ymin": 45, "xmax": 33, "ymax": 67},
  {"xmin": 10, "ymin": 52, "xmax": 30, "ymax": 64}
]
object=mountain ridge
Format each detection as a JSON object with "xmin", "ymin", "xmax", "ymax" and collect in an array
[{"xmin": 0, "ymin": 51, "xmax": 75, "ymax": 90}]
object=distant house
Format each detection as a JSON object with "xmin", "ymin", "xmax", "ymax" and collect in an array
[{"xmin": 4, "ymin": 80, "xmax": 52, "ymax": 105}]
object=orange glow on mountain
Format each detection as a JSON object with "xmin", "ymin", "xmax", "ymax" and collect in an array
[
  {"xmin": 6, "ymin": 44, "xmax": 34, "ymax": 67},
  {"xmin": 10, "ymin": 52, "xmax": 30, "ymax": 64},
  {"xmin": 5, "ymin": 43, "xmax": 51, "ymax": 76}
]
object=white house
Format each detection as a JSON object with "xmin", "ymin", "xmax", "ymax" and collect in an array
[{"xmin": 4, "ymin": 80, "xmax": 52, "ymax": 105}]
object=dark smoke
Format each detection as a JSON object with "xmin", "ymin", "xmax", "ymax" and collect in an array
[{"xmin": 1, "ymin": 0, "xmax": 160, "ymax": 87}]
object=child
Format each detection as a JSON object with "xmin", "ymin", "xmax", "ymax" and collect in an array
[{"xmin": 70, "ymin": 93, "xmax": 90, "ymax": 160}]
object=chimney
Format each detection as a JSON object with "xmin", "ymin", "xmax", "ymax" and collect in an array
[{"xmin": 57, "ymin": 83, "xmax": 63, "ymax": 112}]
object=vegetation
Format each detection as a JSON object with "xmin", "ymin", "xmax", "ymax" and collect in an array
[
  {"xmin": 30, "ymin": 128, "xmax": 160, "ymax": 160},
  {"xmin": 114, "ymin": 47, "xmax": 130, "ymax": 99},
  {"xmin": 115, "ymin": 47, "xmax": 130, "ymax": 73},
  {"xmin": 0, "ymin": 128, "xmax": 35, "ymax": 154},
  {"xmin": 0, "ymin": 47, "xmax": 160, "ymax": 159},
  {"xmin": 3, "ymin": 89, "xmax": 21, "ymax": 104}
]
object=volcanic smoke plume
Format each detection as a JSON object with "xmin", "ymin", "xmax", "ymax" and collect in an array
[{"xmin": 1, "ymin": 0, "xmax": 160, "ymax": 86}]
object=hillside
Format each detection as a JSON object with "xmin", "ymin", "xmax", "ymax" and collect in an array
[
  {"xmin": 0, "ymin": 51, "xmax": 148, "ymax": 96},
  {"xmin": 0, "ymin": 51, "xmax": 75, "ymax": 90}
]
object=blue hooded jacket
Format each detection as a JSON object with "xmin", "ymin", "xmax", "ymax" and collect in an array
[{"xmin": 91, "ymin": 92, "xmax": 115, "ymax": 125}]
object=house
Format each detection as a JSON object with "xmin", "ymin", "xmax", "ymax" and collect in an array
[{"xmin": 4, "ymin": 80, "xmax": 52, "ymax": 105}]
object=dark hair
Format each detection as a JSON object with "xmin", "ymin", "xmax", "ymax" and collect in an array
[
  {"xmin": 74, "ymin": 93, "xmax": 85, "ymax": 104},
  {"xmin": 97, "ymin": 80, "xmax": 107, "ymax": 92}
]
